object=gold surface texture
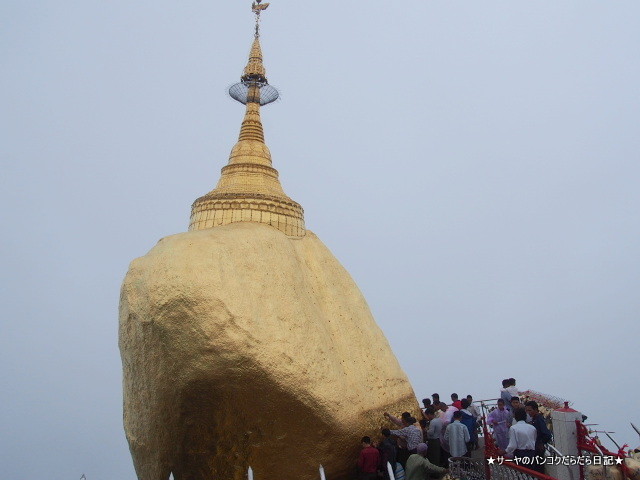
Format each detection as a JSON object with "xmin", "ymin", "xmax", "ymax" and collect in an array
[
  {"xmin": 244, "ymin": 37, "xmax": 266, "ymax": 78},
  {"xmin": 189, "ymin": 33, "xmax": 304, "ymax": 236}
]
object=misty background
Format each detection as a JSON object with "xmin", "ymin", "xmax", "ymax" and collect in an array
[{"xmin": 1, "ymin": 1, "xmax": 639, "ymax": 478}]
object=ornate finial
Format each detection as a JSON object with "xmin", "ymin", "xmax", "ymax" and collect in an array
[{"xmin": 252, "ymin": 1, "xmax": 270, "ymax": 38}]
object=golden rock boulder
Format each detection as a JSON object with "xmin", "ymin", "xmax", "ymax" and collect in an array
[{"xmin": 119, "ymin": 222, "xmax": 418, "ymax": 480}]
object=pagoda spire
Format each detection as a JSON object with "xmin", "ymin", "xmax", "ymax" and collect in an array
[{"xmin": 189, "ymin": 1, "xmax": 305, "ymax": 237}]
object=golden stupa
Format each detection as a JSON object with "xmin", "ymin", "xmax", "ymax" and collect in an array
[
  {"xmin": 119, "ymin": 3, "xmax": 419, "ymax": 480},
  {"xmin": 189, "ymin": 7, "xmax": 304, "ymax": 237}
]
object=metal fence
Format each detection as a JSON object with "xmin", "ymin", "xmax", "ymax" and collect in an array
[
  {"xmin": 448, "ymin": 457, "xmax": 487, "ymax": 480},
  {"xmin": 448, "ymin": 456, "xmax": 561, "ymax": 480}
]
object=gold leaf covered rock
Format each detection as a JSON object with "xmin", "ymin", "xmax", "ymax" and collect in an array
[{"xmin": 120, "ymin": 223, "xmax": 418, "ymax": 480}]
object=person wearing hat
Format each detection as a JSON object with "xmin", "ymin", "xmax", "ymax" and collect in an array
[{"xmin": 405, "ymin": 443, "xmax": 447, "ymax": 480}]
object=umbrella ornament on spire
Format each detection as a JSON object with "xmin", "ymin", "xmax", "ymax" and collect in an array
[{"xmin": 229, "ymin": 0, "xmax": 278, "ymax": 105}]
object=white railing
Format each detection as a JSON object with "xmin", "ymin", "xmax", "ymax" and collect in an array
[{"xmin": 243, "ymin": 461, "xmax": 396, "ymax": 480}]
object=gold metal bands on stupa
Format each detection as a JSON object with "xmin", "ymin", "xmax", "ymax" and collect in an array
[{"xmin": 189, "ymin": 1, "xmax": 305, "ymax": 237}]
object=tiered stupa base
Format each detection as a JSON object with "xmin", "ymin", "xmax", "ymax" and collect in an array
[{"xmin": 189, "ymin": 192, "xmax": 305, "ymax": 237}]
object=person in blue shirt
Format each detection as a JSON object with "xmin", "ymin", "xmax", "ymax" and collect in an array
[
  {"xmin": 525, "ymin": 400, "xmax": 552, "ymax": 473},
  {"xmin": 459, "ymin": 398, "xmax": 477, "ymax": 452}
]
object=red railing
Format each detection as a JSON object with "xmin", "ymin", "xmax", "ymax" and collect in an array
[{"xmin": 575, "ymin": 420, "xmax": 630, "ymax": 480}]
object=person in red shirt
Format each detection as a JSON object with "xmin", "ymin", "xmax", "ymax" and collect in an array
[
  {"xmin": 358, "ymin": 436, "xmax": 381, "ymax": 480},
  {"xmin": 451, "ymin": 393, "xmax": 463, "ymax": 410}
]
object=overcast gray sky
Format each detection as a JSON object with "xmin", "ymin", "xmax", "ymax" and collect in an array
[{"xmin": 1, "ymin": 1, "xmax": 639, "ymax": 479}]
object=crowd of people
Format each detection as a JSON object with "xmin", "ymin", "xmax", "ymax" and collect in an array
[
  {"xmin": 356, "ymin": 378, "xmax": 553, "ymax": 480},
  {"xmin": 490, "ymin": 378, "xmax": 552, "ymax": 473}
]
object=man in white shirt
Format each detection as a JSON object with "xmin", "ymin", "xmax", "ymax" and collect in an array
[
  {"xmin": 438, "ymin": 401, "xmax": 459, "ymax": 465},
  {"xmin": 441, "ymin": 402, "xmax": 458, "ymax": 424},
  {"xmin": 466, "ymin": 395, "xmax": 481, "ymax": 420},
  {"xmin": 444, "ymin": 411, "xmax": 470, "ymax": 458},
  {"xmin": 504, "ymin": 408, "xmax": 538, "ymax": 466},
  {"xmin": 506, "ymin": 378, "xmax": 519, "ymax": 399}
]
